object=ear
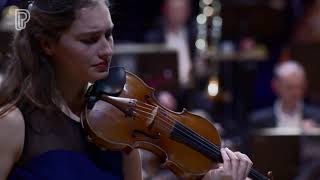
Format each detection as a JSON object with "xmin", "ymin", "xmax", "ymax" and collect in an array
[
  {"xmin": 40, "ymin": 38, "xmax": 56, "ymax": 56},
  {"xmin": 271, "ymin": 78, "xmax": 279, "ymax": 94},
  {"xmin": 302, "ymin": 78, "xmax": 308, "ymax": 93}
]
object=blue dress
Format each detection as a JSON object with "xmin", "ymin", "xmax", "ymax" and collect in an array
[
  {"xmin": 8, "ymin": 101, "xmax": 123, "ymax": 180},
  {"xmin": 9, "ymin": 150, "xmax": 122, "ymax": 180}
]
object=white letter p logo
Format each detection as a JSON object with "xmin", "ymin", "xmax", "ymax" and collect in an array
[{"xmin": 15, "ymin": 9, "xmax": 30, "ymax": 31}]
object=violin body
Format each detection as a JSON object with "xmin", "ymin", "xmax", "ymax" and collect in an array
[
  {"xmin": 82, "ymin": 71, "xmax": 221, "ymax": 179},
  {"xmin": 82, "ymin": 68, "xmax": 270, "ymax": 180}
]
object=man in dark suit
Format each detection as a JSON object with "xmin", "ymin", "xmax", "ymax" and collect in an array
[
  {"xmin": 249, "ymin": 60, "xmax": 320, "ymax": 129},
  {"xmin": 144, "ymin": 0, "xmax": 214, "ymax": 114},
  {"xmin": 144, "ymin": 0, "xmax": 197, "ymax": 88}
]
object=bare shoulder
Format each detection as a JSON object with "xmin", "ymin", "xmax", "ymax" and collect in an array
[
  {"xmin": 0, "ymin": 106, "xmax": 25, "ymax": 144},
  {"xmin": 0, "ymin": 106, "xmax": 25, "ymax": 179},
  {"xmin": 0, "ymin": 105, "xmax": 24, "ymax": 121}
]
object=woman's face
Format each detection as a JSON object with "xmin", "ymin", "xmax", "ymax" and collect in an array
[{"xmin": 50, "ymin": 1, "xmax": 114, "ymax": 83}]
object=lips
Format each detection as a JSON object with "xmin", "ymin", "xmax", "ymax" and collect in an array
[
  {"xmin": 93, "ymin": 61, "xmax": 108, "ymax": 66},
  {"xmin": 92, "ymin": 61, "xmax": 109, "ymax": 72}
]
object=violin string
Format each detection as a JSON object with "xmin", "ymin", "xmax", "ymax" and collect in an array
[
  {"xmin": 157, "ymin": 114, "xmax": 221, "ymax": 153},
  {"xmin": 132, "ymin": 103, "xmax": 264, "ymax": 179},
  {"xmin": 133, "ymin": 106, "xmax": 222, "ymax": 162},
  {"xmin": 123, "ymin": 101, "xmax": 263, "ymax": 179},
  {"xmin": 134, "ymin": 102, "xmax": 221, "ymax": 153},
  {"xmin": 133, "ymin": 102, "xmax": 222, "ymax": 156},
  {"xmin": 135, "ymin": 102, "xmax": 218, "ymax": 141}
]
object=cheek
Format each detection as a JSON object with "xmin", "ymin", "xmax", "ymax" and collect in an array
[
  {"xmin": 59, "ymin": 43, "xmax": 93, "ymax": 66},
  {"xmin": 293, "ymin": 89, "xmax": 304, "ymax": 97},
  {"xmin": 278, "ymin": 87, "xmax": 290, "ymax": 97},
  {"xmin": 53, "ymin": 44, "xmax": 95, "ymax": 80}
]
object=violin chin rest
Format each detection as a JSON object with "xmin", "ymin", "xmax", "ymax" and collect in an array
[{"xmin": 86, "ymin": 66, "xmax": 126, "ymax": 100}]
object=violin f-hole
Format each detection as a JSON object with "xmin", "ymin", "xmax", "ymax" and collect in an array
[{"xmin": 132, "ymin": 130, "xmax": 160, "ymax": 140}]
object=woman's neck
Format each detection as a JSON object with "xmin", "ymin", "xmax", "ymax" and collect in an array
[{"xmin": 56, "ymin": 75, "xmax": 88, "ymax": 117}]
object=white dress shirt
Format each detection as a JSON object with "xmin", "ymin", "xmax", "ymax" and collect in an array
[
  {"xmin": 274, "ymin": 100, "xmax": 303, "ymax": 128},
  {"xmin": 165, "ymin": 28, "xmax": 192, "ymax": 87}
]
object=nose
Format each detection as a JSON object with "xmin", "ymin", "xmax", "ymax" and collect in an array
[{"xmin": 98, "ymin": 36, "xmax": 113, "ymax": 60}]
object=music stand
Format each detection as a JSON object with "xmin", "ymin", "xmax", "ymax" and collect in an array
[{"xmin": 249, "ymin": 128, "xmax": 302, "ymax": 180}]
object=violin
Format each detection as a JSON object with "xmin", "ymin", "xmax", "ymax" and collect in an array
[{"xmin": 81, "ymin": 67, "xmax": 272, "ymax": 180}]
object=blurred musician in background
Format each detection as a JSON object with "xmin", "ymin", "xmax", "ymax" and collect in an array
[
  {"xmin": 249, "ymin": 60, "xmax": 320, "ymax": 130},
  {"xmin": 144, "ymin": 0, "xmax": 214, "ymax": 119},
  {"xmin": 144, "ymin": 0, "xmax": 195, "ymax": 88}
]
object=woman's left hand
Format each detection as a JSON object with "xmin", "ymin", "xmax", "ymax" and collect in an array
[{"xmin": 202, "ymin": 148, "xmax": 253, "ymax": 180}]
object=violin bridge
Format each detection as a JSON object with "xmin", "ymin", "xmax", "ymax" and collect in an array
[
  {"xmin": 125, "ymin": 99, "xmax": 137, "ymax": 118},
  {"xmin": 147, "ymin": 106, "xmax": 159, "ymax": 127}
]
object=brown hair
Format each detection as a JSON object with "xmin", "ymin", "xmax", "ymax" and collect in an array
[{"xmin": 0, "ymin": 0, "xmax": 110, "ymax": 115}]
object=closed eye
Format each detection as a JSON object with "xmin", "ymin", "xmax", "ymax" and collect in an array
[
  {"xmin": 78, "ymin": 26, "xmax": 113, "ymax": 44},
  {"xmin": 80, "ymin": 36, "xmax": 100, "ymax": 44}
]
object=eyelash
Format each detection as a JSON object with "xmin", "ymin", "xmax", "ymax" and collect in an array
[{"xmin": 81, "ymin": 33, "xmax": 112, "ymax": 44}]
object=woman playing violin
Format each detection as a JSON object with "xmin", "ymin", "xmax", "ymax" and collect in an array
[{"xmin": 0, "ymin": 0, "xmax": 252, "ymax": 179}]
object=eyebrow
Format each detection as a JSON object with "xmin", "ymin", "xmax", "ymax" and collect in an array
[{"xmin": 76, "ymin": 25, "xmax": 114, "ymax": 37}]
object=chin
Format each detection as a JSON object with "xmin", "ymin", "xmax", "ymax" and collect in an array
[{"xmin": 91, "ymin": 71, "xmax": 109, "ymax": 81}]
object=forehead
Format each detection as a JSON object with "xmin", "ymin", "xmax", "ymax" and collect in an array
[
  {"xmin": 68, "ymin": 2, "xmax": 113, "ymax": 33},
  {"xmin": 280, "ymin": 73, "xmax": 305, "ymax": 84},
  {"xmin": 167, "ymin": 0, "xmax": 190, "ymax": 8}
]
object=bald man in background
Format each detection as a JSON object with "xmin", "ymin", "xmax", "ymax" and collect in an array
[{"xmin": 249, "ymin": 60, "xmax": 320, "ymax": 129}]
